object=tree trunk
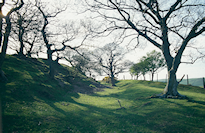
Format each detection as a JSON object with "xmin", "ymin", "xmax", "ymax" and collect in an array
[
  {"xmin": 110, "ymin": 72, "xmax": 115, "ymax": 86},
  {"xmin": 0, "ymin": 52, "xmax": 7, "ymax": 82},
  {"xmin": 19, "ymin": 32, "xmax": 24, "ymax": 56},
  {"xmin": 0, "ymin": 16, "xmax": 3, "ymax": 47},
  {"xmin": 49, "ymin": 61, "xmax": 55, "ymax": 79},
  {"xmin": 136, "ymin": 74, "xmax": 139, "ymax": 80},
  {"xmin": 18, "ymin": 20, "xmax": 24, "ymax": 56},
  {"xmin": 0, "ymin": 16, "xmax": 11, "ymax": 82},
  {"xmin": 163, "ymin": 69, "xmax": 179, "ymax": 96},
  {"xmin": 155, "ymin": 68, "xmax": 187, "ymax": 99},
  {"xmin": 151, "ymin": 72, "xmax": 154, "ymax": 81},
  {"xmin": 154, "ymin": 43, "xmax": 187, "ymax": 98},
  {"xmin": 47, "ymin": 49, "xmax": 55, "ymax": 79},
  {"xmin": 143, "ymin": 75, "xmax": 146, "ymax": 80}
]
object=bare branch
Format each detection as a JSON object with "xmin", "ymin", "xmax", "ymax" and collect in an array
[
  {"xmin": 164, "ymin": 0, "xmax": 182, "ymax": 21},
  {"xmin": 6, "ymin": 0, "xmax": 24, "ymax": 17},
  {"xmin": 177, "ymin": 17, "xmax": 205, "ymax": 59},
  {"xmin": 107, "ymin": 0, "xmax": 162, "ymax": 49}
]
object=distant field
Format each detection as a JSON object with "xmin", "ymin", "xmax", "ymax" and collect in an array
[{"xmin": 157, "ymin": 78, "xmax": 205, "ymax": 87}]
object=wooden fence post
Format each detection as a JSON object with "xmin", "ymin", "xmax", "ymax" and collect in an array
[
  {"xmin": 157, "ymin": 74, "xmax": 158, "ymax": 82},
  {"xmin": 187, "ymin": 75, "xmax": 189, "ymax": 85},
  {"xmin": 165, "ymin": 74, "xmax": 167, "ymax": 83},
  {"xmin": 203, "ymin": 77, "xmax": 205, "ymax": 89}
]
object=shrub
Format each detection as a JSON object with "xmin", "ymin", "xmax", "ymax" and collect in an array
[{"xmin": 102, "ymin": 76, "xmax": 117, "ymax": 84}]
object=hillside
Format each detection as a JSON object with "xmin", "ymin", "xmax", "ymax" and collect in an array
[
  {"xmin": 0, "ymin": 55, "xmax": 106, "ymax": 132},
  {"xmin": 0, "ymin": 55, "xmax": 205, "ymax": 133},
  {"xmin": 1, "ymin": 55, "xmax": 104, "ymax": 93}
]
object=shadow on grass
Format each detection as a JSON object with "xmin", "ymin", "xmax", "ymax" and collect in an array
[
  {"xmin": 2, "ymin": 78, "xmax": 205, "ymax": 132},
  {"xmin": 187, "ymin": 98, "xmax": 205, "ymax": 105},
  {"xmin": 1, "ymin": 55, "xmax": 205, "ymax": 133}
]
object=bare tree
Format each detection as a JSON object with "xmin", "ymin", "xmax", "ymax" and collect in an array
[
  {"xmin": 0, "ymin": 0, "xmax": 24, "ymax": 82},
  {"xmin": 9, "ymin": 1, "xmax": 42, "ymax": 57},
  {"xmin": 85, "ymin": 0, "xmax": 205, "ymax": 98},
  {"xmin": 34, "ymin": 1, "xmax": 69, "ymax": 78},
  {"xmin": 36, "ymin": 1, "xmax": 88, "ymax": 79},
  {"xmin": 93, "ymin": 43, "xmax": 132, "ymax": 86}
]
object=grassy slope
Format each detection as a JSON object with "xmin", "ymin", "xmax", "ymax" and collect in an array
[{"xmin": 1, "ymin": 55, "xmax": 205, "ymax": 133}]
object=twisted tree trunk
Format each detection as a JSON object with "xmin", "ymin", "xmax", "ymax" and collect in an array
[
  {"xmin": 153, "ymin": 53, "xmax": 187, "ymax": 98},
  {"xmin": 162, "ymin": 69, "xmax": 180, "ymax": 97}
]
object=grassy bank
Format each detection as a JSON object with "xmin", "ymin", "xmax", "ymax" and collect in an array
[{"xmin": 1, "ymin": 55, "xmax": 205, "ymax": 132}]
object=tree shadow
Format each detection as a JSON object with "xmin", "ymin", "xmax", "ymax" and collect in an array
[
  {"xmin": 187, "ymin": 98, "xmax": 205, "ymax": 105},
  {"xmin": 2, "ymin": 55, "xmax": 205, "ymax": 132}
]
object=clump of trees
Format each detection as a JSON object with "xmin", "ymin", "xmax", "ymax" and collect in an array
[
  {"xmin": 0, "ymin": 0, "xmax": 90, "ymax": 81},
  {"xmin": 130, "ymin": 50, "xmax": 165, "ymax": 81}
]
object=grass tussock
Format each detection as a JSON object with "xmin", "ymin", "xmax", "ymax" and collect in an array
[{"xmin": 0, "ymin": 55, "xmax": 205, "ymax": 133}]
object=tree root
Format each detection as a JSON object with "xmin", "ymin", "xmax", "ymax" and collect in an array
[{"xmin": 151, "ymin": 93, "xmax": 188, "ymax": 99}]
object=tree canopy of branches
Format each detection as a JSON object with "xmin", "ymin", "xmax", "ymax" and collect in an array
[
  {"xmin": 93, "ymin": 43, "xmax": 132, "ymax": 86},
  {"xmin": 35, "ymin": 0, "xmax": 87, "ymax": 79},
  {"xmin": 10, "ymin": 1, "xmax": 42, "ymax": 57},
  {"xmin": 85, "ymin": 0, "xmax": 205, "ymax": 98}
]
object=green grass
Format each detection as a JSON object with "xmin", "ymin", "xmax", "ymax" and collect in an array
[{"xmin": 1, "ymin": 55, "xmax": 205, "ymax": 133}]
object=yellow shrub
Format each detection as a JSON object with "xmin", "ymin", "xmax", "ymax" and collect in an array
[{"xmin": 102, "ymin": 76, "xmax": 117, "ymax": 83}]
